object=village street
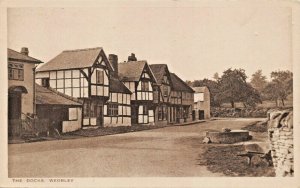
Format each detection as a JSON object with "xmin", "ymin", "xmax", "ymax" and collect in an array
[{"xmin": 8, "ymin": 118, "xmax": 264, "ymax": 177}]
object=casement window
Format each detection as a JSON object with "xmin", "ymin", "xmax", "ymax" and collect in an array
[
  {"xmin": 163, "ymin": 106, "xmax": 167, "ymax": 120},
  {"xmin": 108, "ymin": 103, "xmax": 118, "ymax": 116},
  {"xmin": 41, "ymin": 78, "xmax": 50, "ymax": 87},
  {"xmin": 158, "ymin": 106, "xmax": 163, "ymax": 120},
  {"xmin": 158, "ymin": 106, "xmax": 167, "ymax": 121},
  {"xmin": 163, "ymin": 75, "xmax": 168, "ymax": 84},
  {"xmin": 142, "ymin": 105, "xmax": 148, "ymax": 115},
  {"xmin": 141, "ymin": 81, "xmax": 149, "ymax": 91},
  {"xmin": 96, "ymin": 70, "xmax": 104, "ymax": 84},
  {"xmin": 69, "ymin": 108, "xmax": 78, "ymax": 121},
  {"xmin": 8, "ymin": 63, "xmax": 24, "ymax": 81},
  {"xmin": 163, "ymin": 86, "xmax": 168, "ymax": 96}
]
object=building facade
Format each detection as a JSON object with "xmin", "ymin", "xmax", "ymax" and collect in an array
[
  {"xmin": 36, "ymin": 47, "xmax": 115, "ymax": 128},
  {"xmin": 169, "ymin": 73, "xmax": 195, "ymax": 123},
  {"xmin": 8, "ymin": 48, "xmax": 44, "ymax": 137},
  {"xmin": 8, "ymin": 48, "xmax": 43, "ymax": 121},
  {"xmin": 149, "ymin": 64, "xmax": 173, "ymax": 126},
  {"xmin": 118, "ymin": 54, "xmax": 157, "ymax": 125},
  {"xmin": 192, "ymin": 86, "xmax": 211, "ymax": 120}
]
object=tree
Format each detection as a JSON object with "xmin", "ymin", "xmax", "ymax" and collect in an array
[
  {"xmin": 213, "ymin": 72, "xmax": 220, "ymax": 81},
  {"xmin": 250, "ymin": 70, "xmax": 267, "ymax": 93},
  {"xmin": 186, "ymin": 80, "xmax": 192, "ymax": 87},
  {"xmin": 263, "ymin": 70, "xmax": 293, "ymax": 106},
  {"xmin": 216, "ymin": 68, "xmax": 261, "ymax": 108}
]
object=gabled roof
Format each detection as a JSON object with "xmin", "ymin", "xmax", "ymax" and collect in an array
[
  {"xmin": 170, "ymin": 73, "xmax": 194, "ymax": 93},
  {"xmin": 36, "ymin": 84, "xmax": 82, "ymax": 106},
  {"xmin": 37, "ymin": 47, "xmax": 113, "ymax": 72},
  {"xmin": 8, "ymin": 48, "xmax": 43, "ymax": 64},
  {"xmin": 118, "ymin": 61, "xmax": 157, "ymax": 83},
  {"xmin": 149, "ymin": 64, "xmax": 173, "ymax": 86},
  {"xmin": 192, "ymin": 86, "xmax": 209, "ymax": 93},
  {"xmin": 109, "ymin": 77, "xmax": 132, "ymax": 94}
]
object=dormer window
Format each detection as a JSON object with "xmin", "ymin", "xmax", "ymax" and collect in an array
[{"xmin": 41, "ymin": 78, "xmax": 50, "ymax": 87}]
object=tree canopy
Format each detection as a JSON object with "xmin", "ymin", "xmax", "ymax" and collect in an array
[
  {"xmin": 263, "ymin": 70, "xmax": 293, "ymax": 106},
  {"xmin": 216, "ymin": 68, "xmax": 261, "ymax": 108}
]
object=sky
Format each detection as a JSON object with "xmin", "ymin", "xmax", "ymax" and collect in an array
[{"xmin": 7, "ymin": 2, "xmax": 293, "ymax": 81}]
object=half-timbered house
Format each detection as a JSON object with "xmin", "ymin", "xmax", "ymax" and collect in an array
[
  {"xmin": 169, "ymin": 73, "xmax": 194, "ymax": 123},
  {"xmin": 118, "ymin": 55, "xmax": 157, "ymax": 125},
  {"xmin": 36, "ymin": 47, "xmax": 114, "ymax": 128},
  {"xmin": 149, "ymin": 64, "xmax": 173, "ymax": 125}
]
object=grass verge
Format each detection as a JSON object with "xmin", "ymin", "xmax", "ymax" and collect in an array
[{"xmin": 198, "ymin": 145, "xmax": 275, "ymax": 177}]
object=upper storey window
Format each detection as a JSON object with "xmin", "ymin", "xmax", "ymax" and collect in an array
[
  {"xmin": 141, "ymin": 81, "xmax": 149, "ymax": 91},
  {"xmin": 8, "ymin": 63, "xmax": 24, "ymax": 81},
  {"xmin": 96, "ymin": 70, "xmax": 104, "ymax": 84}
]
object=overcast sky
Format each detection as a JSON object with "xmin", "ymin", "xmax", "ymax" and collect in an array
[{"xmin": 8, "ymin": 2, "xmax": 293, "ymax": 81}]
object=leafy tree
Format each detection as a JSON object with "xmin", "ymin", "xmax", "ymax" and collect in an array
[
  {"xmin": 263, "ymin": 70, "xmax": 293, "ymax": 106},
  {"xmin": 216, "ymin": 68, "xmax": 261, "ymax": 108},
  {"xmin": 250, "ymin": 70, "xmax": 267, "ymax": 93}
]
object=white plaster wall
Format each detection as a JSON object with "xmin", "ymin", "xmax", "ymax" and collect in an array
[{"xmin": 62, "ymin": 108, "xmax": 82, "ymax": 133}]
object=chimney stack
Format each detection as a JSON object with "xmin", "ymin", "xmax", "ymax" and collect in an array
[
  {"xmin": 21, "ymin": 47, "xmax": 29, "ymax": 56},
  {"xmin": 108, "ymin": 54, "xmax": 118, "ymax": 78},
  {"xmin": 128, "ymin": 53, "xmax": 137, "ymax": 62}
]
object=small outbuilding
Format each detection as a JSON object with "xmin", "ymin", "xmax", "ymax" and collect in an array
[
  {"xmin": 36, "ymin": 84, "xmax": 83, "ymax": 133},
  {"xmin": 192, "ymin": 86, "xmax": 210, "ymax": 120}
]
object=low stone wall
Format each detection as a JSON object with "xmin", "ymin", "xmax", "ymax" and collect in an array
[
  {"xmin": 268, "ymin": 109, "xmax": 293, "ymax": 177},
  {"xmin": 205, "ymin": 130, "xmax": 251, "ymax": 144},
  {"xmin": 211, "ymin": 107, "xmax": 269, "ymax": 118}
]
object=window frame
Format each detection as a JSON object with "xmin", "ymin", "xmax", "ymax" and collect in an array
[
  {"xmin": 8, "ymin": 63, "xmax": 24, "ymax": 81},
  {"xmin": 107, "ymin": 103, "xmax": 119, "ymax": 116},
  {"xmin": 96, "ymin": 70, "xmax": 104, "ymax": 85}
]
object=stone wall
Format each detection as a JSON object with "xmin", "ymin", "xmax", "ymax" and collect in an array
[
  {"xmin": 211, "ymin": 107, "xmax": 269, "ymax": 118},
  {"xmin": 268, "ymin": 109, "xmax": 293, "ymax": 177}
]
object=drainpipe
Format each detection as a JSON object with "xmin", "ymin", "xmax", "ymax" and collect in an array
[{"xmin": 32, "ymin": 66, "xmax": 36, "ymax": 117}]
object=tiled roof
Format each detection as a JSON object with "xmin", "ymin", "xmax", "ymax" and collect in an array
[
  {"xmin": 109, "ymin": 77, "xmax": 132, "ymax": 94},
  {"xmin": 149, "ymin": 64, "xmax": 173, "ymax": 87},
  {"xmin": 149, "ymin": 64, "xmax": 167, "ymax": 84},
  {"xmin": 192, "ymin": 86, "xmax": 208, "ymax": 93},
  {"xmin": 8, "ymin": 48, "xmax": 43, "ymax": 63},
  {"xmin": 37, "ymin": 47, "xmax": 113, "ymax": 72},
  {"xmin": 36, "ymin": 84, "xmax": 82, "ymax": 106},
  {"xmin": 118, "ymin": 61, "xmax": 146, "ymax": 81},
  {"xmin": 170, "ymin": 73, "xmax": 194, "ymax": 92}
]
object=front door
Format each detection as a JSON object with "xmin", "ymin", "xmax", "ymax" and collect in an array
[
  {"xmin": 8, "ymin": 92, "xmax": 22, "ymax": 120},
  {"xmin": 199, "ymin": 110, "xmax": 205, "ymax": 120},
  {"xmin": 95, "ymin": 104, "xmax": 103, "ymax": 126},
  {"xmin": 192, "ymin": 110, "xmax": 196, "ymax": 121}
]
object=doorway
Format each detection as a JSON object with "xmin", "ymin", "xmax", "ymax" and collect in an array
[{"xmin": 199, "ymin": 110, "xmax": 205, "ymax": 120}]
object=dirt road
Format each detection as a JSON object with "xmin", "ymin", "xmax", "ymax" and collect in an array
[{"xmin": 8, "ymin": 118, "xmax": 263, "ymax": 177}]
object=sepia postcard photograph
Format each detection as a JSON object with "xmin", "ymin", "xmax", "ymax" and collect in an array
[{"xmin": 0, "ymin": 0, "xmax": 299, "ymax": 187}]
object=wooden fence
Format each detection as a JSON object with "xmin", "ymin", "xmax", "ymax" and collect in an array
[{"xmin": 8, "ymin": 118, "xmax": 50, "ymax": 137}]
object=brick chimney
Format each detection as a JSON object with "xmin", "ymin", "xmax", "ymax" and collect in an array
[
  {"xmin": 128, "ymin": 53, "xmax": 137, "ymax": 62},
  {"xmin": 108, "ymin": 54, "xmax": 118, "ymax": 78},
  {"xmin": 21, "ymin": 47, "xmax": 29, "ymax": 56}
]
